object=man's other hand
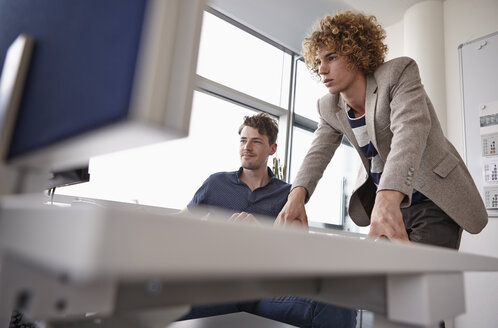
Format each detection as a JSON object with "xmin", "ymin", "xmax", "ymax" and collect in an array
[
  {"xmin": 275, "ymin": 187, "xmax": 308, "ymax": 228},
  {"xmin": 229, "ymin": 212, "xmax": 260, "ymax": 225},
  {"xmin": 368, "ymin": 190, "xmax": 410, "ymax": 242}
]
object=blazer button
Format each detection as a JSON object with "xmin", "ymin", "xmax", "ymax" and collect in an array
[
  {"xmin": 409, "ymin": 167, "xmax": 415, "ymax": 172},
  {"xmin": 405, "ymin": 181, "xmax": 411, "ymax": 186}
]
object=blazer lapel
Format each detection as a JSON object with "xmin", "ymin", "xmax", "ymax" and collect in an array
[{"xmin": 365, "ymin": 75, "xmax": 379, "ymax": 150}]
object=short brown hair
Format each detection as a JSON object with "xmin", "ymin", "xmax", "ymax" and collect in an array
[
  {"xmin": 302, "ymin": 11, "xmax": 388, "ymax": 76},
  {"xmin": 238, "ymin": 112, "xmax": 278, "ymax": 145}
]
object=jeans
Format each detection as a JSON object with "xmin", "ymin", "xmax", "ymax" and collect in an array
[{"xmin": 180, "ymin": 296, "xmax": 357, "ymax": 328}]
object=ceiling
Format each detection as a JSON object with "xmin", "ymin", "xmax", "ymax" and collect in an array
[
  {"xmin": 207, "ymin": 0, "xmax": 427, "ymax": 54},
  {"xmin": 343, "ymin": 0, "xmax": 428, "ymax": 26}
]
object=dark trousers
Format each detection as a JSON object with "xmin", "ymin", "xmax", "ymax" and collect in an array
[{"xmin": 401, "ymin": 199, "xmax": 463, "ymax": 249}]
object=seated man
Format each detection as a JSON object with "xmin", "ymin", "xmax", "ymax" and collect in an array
[{"xmin": 179, "ymin": 113, "xmax": 356, "ymax": 328}]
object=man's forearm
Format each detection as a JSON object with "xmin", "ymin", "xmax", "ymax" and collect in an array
[{"xmin": 289, "ymin": 186, "xmax": 307, "ymax": 203}]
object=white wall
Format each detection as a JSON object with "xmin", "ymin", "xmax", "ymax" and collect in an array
[
  {"xmin": 384, "ymin": 0, "xmax": 498, "ymax": 327},
  {"xmin": 384, "ymin": 20, "xmax": 404, "ymax": 60},
  {"xmin": 443, "ymin": 1, "xmax": 498, "ymax": 327},
  {"xmin": 443, "ymin": 0, "xmax": 498, "ymax": 154},
  {"xmin": 384, "ymin": 0, "xmax": 498, "ymax": 156},
  {"xmin": 404, "ymin": 0, "xmax": 447, "ymax": 133}
]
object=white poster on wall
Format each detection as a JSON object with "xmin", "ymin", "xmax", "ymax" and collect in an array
[
  {"xmin": 481, "ymin": 133, "xmax": 498, "ymax": 157},
  {"xmin": 484, "ymin": 186, "xmax": 498, "ymax": 209},
  {"xmin": 480, "ymin": 100, "xmax": 498, "ymax": 137},
  {"xmin": 480, "ymin": 100, "xmax": 498, "ymax": 209},
  {"xmin": 483, "ymin": 158, "xmax": 498, "ymax": 184}
]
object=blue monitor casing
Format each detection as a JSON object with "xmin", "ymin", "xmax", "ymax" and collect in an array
[{"xmin": 0, "ymin": 0, "xmax": 204, "ymax": 178}]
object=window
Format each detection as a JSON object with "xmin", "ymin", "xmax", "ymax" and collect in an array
[
  {"xmin": 291, "ymin": 58, "xmax": 364, "ymax": 228},
  {"xmin": 197, "ymin": 11, "xmax": 291, "ymax": 109},
  {"xmin": 294, "ymin": 59, "xmax": 327, "ymax": 121},
  {"xmin": 290, "ymin": 126, "xmax": 362, "ymax": 226},
  {"xmin": 58, "ymin": 92, "xmax": 257, "ymax": 209}
]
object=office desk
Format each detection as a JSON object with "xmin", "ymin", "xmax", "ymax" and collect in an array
[{"xmin": 1, "ymin": 204, "xmax": 498, "ymax": 328}]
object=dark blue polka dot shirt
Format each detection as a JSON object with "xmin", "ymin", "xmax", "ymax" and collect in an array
[{"xmin": 187, "ymin": 167, "xmax": 291, "ymax": 221}]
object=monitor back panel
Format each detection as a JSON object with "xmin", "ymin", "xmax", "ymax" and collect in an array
[{"xmin": 0, "ymin": 0, "xmax": 147, "ymax": 160}]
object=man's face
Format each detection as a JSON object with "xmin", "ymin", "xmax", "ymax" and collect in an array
[
  {"xmin": 315, "ymin": 47, "xmax": 361, "ymax": 95},
  {"xmin": 239, "ymin": 126, "xmax": 276, "ymax": 170}
]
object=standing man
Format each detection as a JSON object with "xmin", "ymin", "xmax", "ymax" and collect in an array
[
  {"xmin": 182, "ymin": 112, "xmax": 357, "ymax": 328},
  {"xmin": 276, "ymin": 11, "xmax": 487, "ymax": 249}
]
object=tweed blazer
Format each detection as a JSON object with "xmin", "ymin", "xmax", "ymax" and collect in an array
[{"xmin": 292, "ymin": 57, "xmax": 487, "ymax": 234}]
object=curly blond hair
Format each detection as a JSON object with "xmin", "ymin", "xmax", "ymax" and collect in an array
[{"xmin": 302, "ymin": 11, "xmax": 388, "ymax": 76}]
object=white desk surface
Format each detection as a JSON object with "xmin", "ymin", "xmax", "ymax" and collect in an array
[{"xmin": 1, "ymin": 203, "xmax": 498, "ymax": 327}]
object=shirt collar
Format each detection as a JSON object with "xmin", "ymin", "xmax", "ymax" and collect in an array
[{"xmin": 235, "ymin": 167, "xmax": 276, "ymax": 184}]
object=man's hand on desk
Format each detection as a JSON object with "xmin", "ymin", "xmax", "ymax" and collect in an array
[
  {"xmin": 274, "ymin": 187, "xmax": 308, "ymax": 229},
  {"xmin": 228, "ymin": 212, "xmax": 261, "ymax": 225},
  {"xmin": 368, "ymin": 190, "xmax": 410, "ymax": 242}
]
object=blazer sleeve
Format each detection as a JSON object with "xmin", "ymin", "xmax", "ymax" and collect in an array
[
  {"xmin": 291, "ymin": 99, "xmax": 343, "ymax": 202},
  {"xmin": 377, "ymin": 58, "xmax": 431, "ymax": 207}
]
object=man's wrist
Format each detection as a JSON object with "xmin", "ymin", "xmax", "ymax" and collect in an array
[
  {"xmin": 289, "ymin": 186, "xmax": 307, "ymax": 203},
  {"xmin": 376, "ymin": 189, "xmax": 404, "ymax": 205}
]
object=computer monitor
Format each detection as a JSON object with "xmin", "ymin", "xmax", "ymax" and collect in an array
[{"xmin": 0, "ymin": 0, "xmax": 205, "ymax": 194}]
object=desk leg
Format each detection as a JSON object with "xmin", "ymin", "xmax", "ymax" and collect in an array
[
  {"xmin": 385, "ymin": 273, "xmax": 465, "ymax": 327},
  {"xmin": 316, "ymin": 274, "xmax": 463, "ymax": 328}
]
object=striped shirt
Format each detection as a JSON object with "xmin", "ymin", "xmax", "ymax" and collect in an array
[
  {"xmin": 346, "ymin": 108, "xmax": 426, "ymax": 204},
  {"xmin": 346, "ymin": 108, "xmax": 384, "ymax": 185}
]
